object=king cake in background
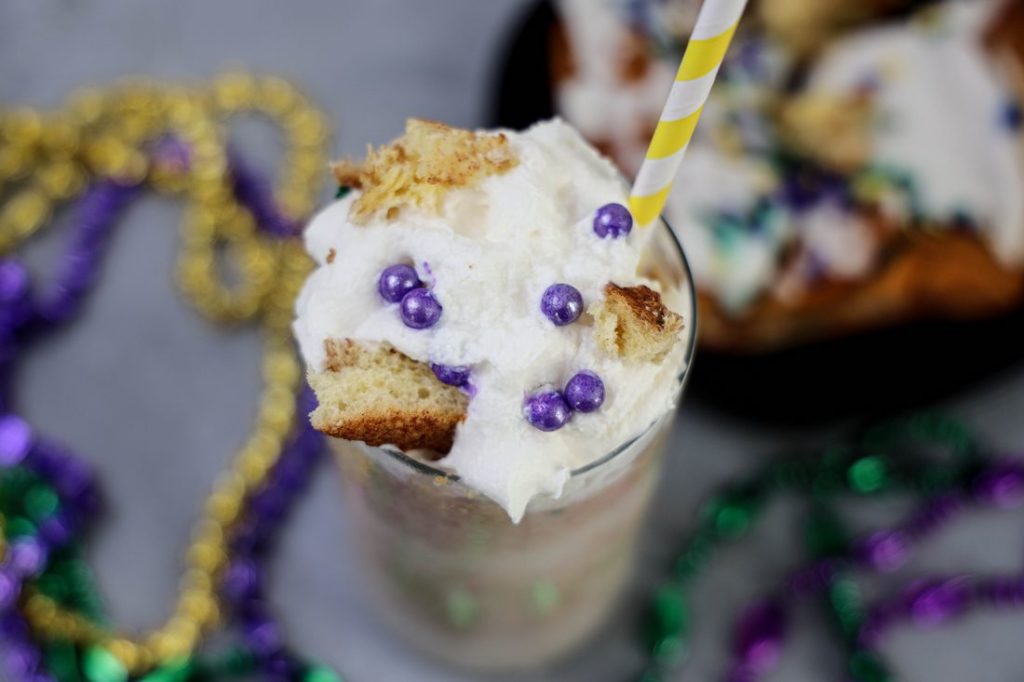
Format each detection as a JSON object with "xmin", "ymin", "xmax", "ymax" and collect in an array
[{"xmin": 492, "ymin": 0, "xmax": 1024, "ymax": 422}]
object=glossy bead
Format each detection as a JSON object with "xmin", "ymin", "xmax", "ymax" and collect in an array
[
  {"xmin": 522, "ymin": 389, "xmax": 572, "ymax": 432},
  {"xmin": 0, "ymin": 261, "xmax": 29, "ymax": 302},
  {"xmin": 848, "ymin": 456, "xmax": 887, "ymax": 493},
  {"xmin": 0, "ymin": 569, "xmax": 20, "ymax": 611},
  {"xmin": 399, "ymin": 289, "xmax": 442, "ymax": 329},
  {"xmin": 82, "ymin": 646, "xmax": 128, "ymax": 682},
  {"xmin": 848, "ymin": 650, "xmax": 891, "ymax": 682},
  {"xmin": 37, "ymin": 513, "xmax": 73, "ymax": 546},
  {"xmin": 906, "ymin": 577, "xmax": 970, "ymax": 627},
  {"xmin": 0, "ymin": 415, "xmax": 32, "ymax": 467},
  {"xmin": 221, "ymin": 559, "xmax": 262, "ymax": 604},
  {"xmin": 304, "ymin": 665, "xmax": 343, "ymax": 682},
  {"xmin": 706, "ymin": 490, "xmax": 760, "ymax": 539},
  {"xmin": 3, "ymin": 644, "xmax": 42, "ymax": 679},
  {"xmin": 377, "ymin": 264, "xmax": 421, "ymax": 303},
  {"xmin": 858, "ymin": 531, "xmax": 908, "ymax": 572},
  {"xmin": 733, "ymin": 599, "xmax": 786, "ymax": 672},
  {"xmin": 973, "ymin": 462, "xmax": 1024, "ymax": 508},
  {"xmin": 540, "ymin": 283, "xmax": 583, "ymax": 326},
  {"xmin": 564, "ymin": 371, "xmax": 604, "ymax": 412},
  {"xmin": 430, "ymin": 363, "xmax": 470, "ymax": 388},
  {"xmin": 244, "ymin": 617, "xmax": 283, "ymax": 657},
  {"xmin": 24, "ymin": 484, "xmax": 59, "ymax": 522},
  {"xmin": 593, "ymin": 202, "xmax": 633, "ymax": 238},
  {"xmin": 649, "ymin": 585, "xmax": 688, "ymax": 641},
  {"xmin": 9, "ymin": 537, "xmax": 47, "ymax": 577}
]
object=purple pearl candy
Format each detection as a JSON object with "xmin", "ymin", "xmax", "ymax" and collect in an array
[
  {"xmin": 400, "ymin": 289, "xmax": 442, "ymax": 329},
  {"xmin": 540, "ymin": 284, "xmax": 583, "ymax": 326},
  {"xmin": 378, "ymin": 264, "xmax": 422, "ymax": 303},
  {"xmin": 0, "ymin": 415, "xmax": 32, "ymax": 467},
  {"xmin": 593, "ymin": 203, "xmax": 633, "ymax": 238},
  {"xmin": 523, "ymin": 389, "xmax": 572, "ymax": 432},
  {"xmin": 564, "ymin": 371, "xmax": 605, "ymax": 413},
  {"xmin": 431, "ymin": 363, "xmax": 470, "ymax": 387}
]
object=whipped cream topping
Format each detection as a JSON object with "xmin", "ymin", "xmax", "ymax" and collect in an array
[{"xmin": 294, "ymin": 120, "xmax": 689, "ymax": 521}]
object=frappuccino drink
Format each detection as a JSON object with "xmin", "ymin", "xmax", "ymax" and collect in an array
[{"xmin": 293, "ymin": 119, "xmax": 694, "ymax": 669}]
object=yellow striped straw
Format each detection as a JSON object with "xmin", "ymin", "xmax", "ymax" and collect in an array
[{"xmin": 629, "ymin": 0, "xmax": 748, "ymax": 228}]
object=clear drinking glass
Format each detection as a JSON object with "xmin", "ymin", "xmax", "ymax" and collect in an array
[{"xmin": 331, "ymin": 219, "xmax": 696, "ymax": 671}]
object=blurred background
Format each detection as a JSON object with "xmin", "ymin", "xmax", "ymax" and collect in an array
[{"xmin": 3, "ymin": 0, "xmax": 1024, "ymax": 680}]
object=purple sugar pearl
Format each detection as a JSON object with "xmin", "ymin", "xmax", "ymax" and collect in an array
[
  {"xmin": 431, "ymin": 363, "xmax": 470, "ymax": 387},
  {"xmin": 593, "ymin": 203, "xmax": 633, "ymax": 238},
  {"xmin": 378, "ymin": 264, "xmax": 422, "ymax": 303},
  {"xmin": 540, "ymin": 284, "xmax": 583, "ymax": 326},
  {"xmin": 523, "ymin": 389, "xmax": 572, "ymax": 432},
  {"xmin": 400, "ymin": 289, "xmax": 442, "ymax": 329},
  {"xmin": 564, "ymin": 371, "xmax": 605, "ymax": 412}
]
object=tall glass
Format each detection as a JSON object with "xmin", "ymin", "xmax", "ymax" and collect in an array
[{"xmin": 331, "ymin": 220, "xmax": 696, "ymax": 671}]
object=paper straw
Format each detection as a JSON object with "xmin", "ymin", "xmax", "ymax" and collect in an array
[{"xmin": 629, "ymin": 0, "xmax": 748, "ymax": 228}]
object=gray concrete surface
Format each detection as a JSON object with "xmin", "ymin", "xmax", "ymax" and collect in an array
[{"xmin": 3, "ymin": 1, "xmax": 1024, "ymax": 680}]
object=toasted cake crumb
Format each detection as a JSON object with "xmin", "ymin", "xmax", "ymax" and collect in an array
[
  {"xmin": 330, "ymin": 118, "xmax": 518, "ymax": 224},
  {"xmin": 591, "ymin": 283, "xmax": 684, "ymax": 362},
  {"xmin": 326, "ymin": 248, "xmax": 336, "ymax": 263},
  {"xmin": 308, "ymin": 338, "xmax": 469, "ymax": 453}
]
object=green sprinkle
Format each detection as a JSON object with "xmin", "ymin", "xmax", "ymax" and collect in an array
[{"xmin": 335, "ymin": 185, "xmax": 351, "ymax": 199}]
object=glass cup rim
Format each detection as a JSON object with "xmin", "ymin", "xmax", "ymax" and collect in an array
[{"xmin": 371, "ymin": 216, "xmax": 698, "ymax": 482}]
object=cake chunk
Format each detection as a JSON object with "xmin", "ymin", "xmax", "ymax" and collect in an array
[
  {"xmin": 308, "ymin": 339, "xmax": 469, "ymax": 454},
  {"xmin": 331, "ymin": 118, "xmax": 518, "ymax": 223},
  {"xmin": 591, "ymin": 283, "xmax": 684, "ymax": 362}
]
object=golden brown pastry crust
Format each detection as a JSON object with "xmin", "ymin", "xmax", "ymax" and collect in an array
[
  {"xmin": 699, "ymin": 231, "xmax": 1024, "ymax": 352},
  {"xmin": 591, "ymin": 283, "xmax": 685, "ymax": 362},
  {"xmin": 309, "ymin": 339, "xmax": 468, "ymax": 454},
  {"xmin": 331, "ymin": 118, "xmax": 518, "ymax": 224}
]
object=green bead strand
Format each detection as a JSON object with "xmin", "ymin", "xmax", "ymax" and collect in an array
[
  {"xmin": 82, "ymin": 646, "xmax": 129, "ymax": 682},
  {"xmin": 645, "ymin": 585, "xmax": 689, "ymax": 665},
  {"xmin": 849, "ymin": 650, "xmax": 892, "ymax": 682}
]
